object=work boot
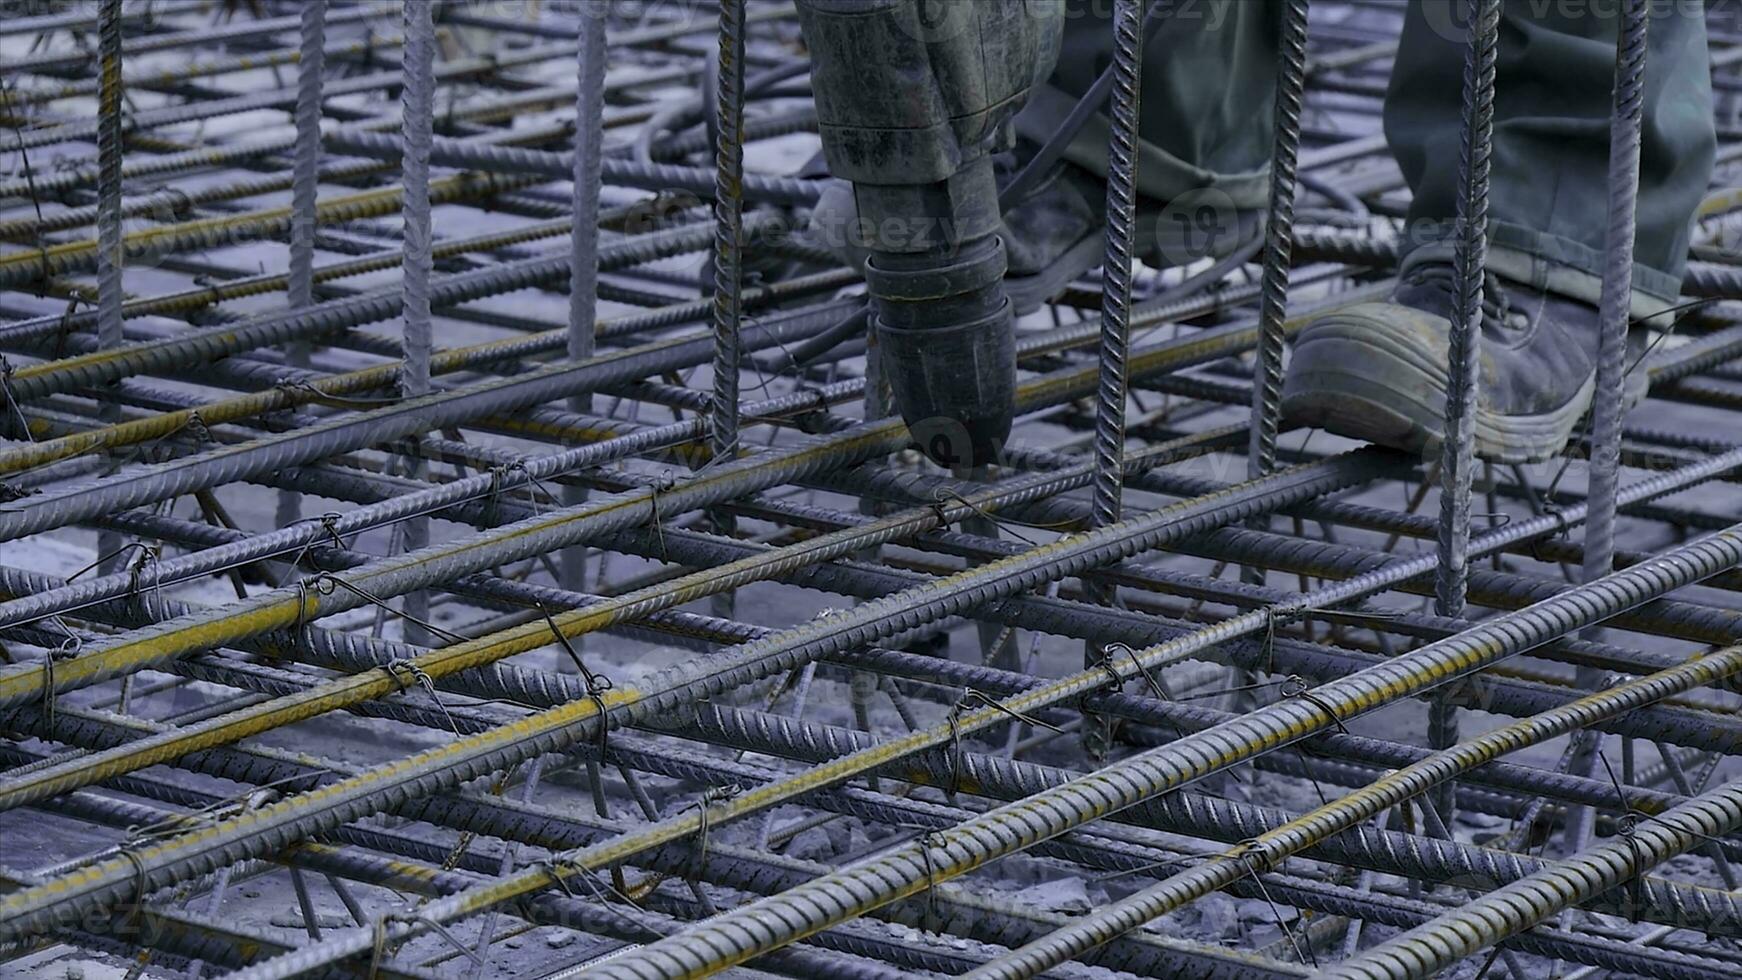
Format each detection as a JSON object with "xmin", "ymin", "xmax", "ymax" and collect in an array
[{"xmin": 1282, "ymin": 255, "xmax": 1644, "ymax": 464}]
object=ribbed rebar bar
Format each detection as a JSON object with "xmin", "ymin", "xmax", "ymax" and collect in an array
[
  {"xmin": 1246, "ymin": 0, "xmax": 1309, "ymax": 479},
  {"xmin": 499, "ymin": 524, "xmax": 1742, "ymax": 979},
  {"xmin": 957, "ymin": 645, "xmax": 1742, "ymax": 980},
  {"xmin": 0, "ymin": 450, "xmax": 1387, "ymax": 956},
  {"xmin": 710, "ymin": 0, "xmax": 747, "ymax": 463},
  {"xmin": 93, "ymin": 0, "xmax": 124, "ymax": 363},
  {"xmin": 277, "ymin": 0, "xmax": 328, "ymax": 535},
  {"xmin": 1088, "ymin": 0, "xmax": 1144, "ymax": 530},
  {"xmin": 0, "ymin": 442, "xmax": 1370, "ymax": 813},
  {"xmin": 1433, "ymin": 0, "xmax": 1498, "ymax": 622},
  {"xmin": 561, "ymin": 4, "xmax": 609, "ymax": 601},
  {"xmin": 1328, "ymin": 771, "xmax": 1742, "ymax": 980},
  {"xmin": 397, "ymin": 0, "xmax": 437, "ymax": 647},
  {"xmin": 1425, "ymin": 0, "xmax": 1500, "ymax": 824},
  {"xmin": 91, "ymin": 0, "xmax": 126, "ymax": 578},
  {"xmin": 287, "ymin": 1, "xmax": 329, "ymax": 315},
  {"xmin": 7, "ymin": 11, "xmax": 1742, "ymax": 977},
  {"xmin": 1564, "ymin": 0, "xmax": 1653, "ymax": 857}
]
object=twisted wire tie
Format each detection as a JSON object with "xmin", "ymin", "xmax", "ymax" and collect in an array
[
  {"xmin": 291, "ymin": 576, "xmax": 317, "ymax": 646},
  {"xmin": 382, "ymin": 657, "xmax": 461, "ymax": 737},
  {"xmin": 932, "ymin": 487, "xmax": 1079, "ymax": 546},
  {"xmin": 317, "ymin": 511, "xmax": 346, "ymax": 549},
  {"xmin": 117, "ymin": 843, "xmax": 152, "ymax": 936},
  {"xmin": 741, "ymin": 382, "xmax": 832, "ymax": 426},
  {"xmin": 369, "ymin": 910, "xmax": 484, "ymax": 979},
  {"xmin": 515, "ymin": 461, "xmax": 562, "ymax": 518},
  {"xmin": 0, "ymin": 355, "xmax": 37, "ymax": 446},
  {"xmin": 64, "ymin": 539, "xmax": 154, "ymax": 583},
  {"xmin": 571, "ymin": 860, "xmax": 644, "ymax": 910},
  {"xmin": 687, "ymin": 784, "xmax": 740, "ymax": 877},
  {"xmin": 926, "ymin": 494, "xmax": 953, "ymax": 530},
  {"xmin": 1615, "ymin": 810, "xmax": 1648, "ymax": 921},
  {"xmin": 647, "ymin": 470, "xmax": 677, "ymax": 558},
  {"xmin": 1526, "ymin": 502, "xmax": 1574, "ymax": 563},
  {"xmin": 482, "ymin": 461, "xmax": 513, "ymax": 527},
  {"xmin": 282, "ymin": 511, "xmax": 346, "ymax": 577},
  {"xmin": 53, "ymin": 295, "xmax": 81, "ymax": 357},
  {"xmin": 1597, "ymin": 749, "xmax": 1657, "ymax": 921},
  {"xmin": 191, "ymin": 273, "xmax": 227, "ymax": 308},
  {"xmin": 312, "ymin": 571, "xmax": 469, "ymax": 645},
  {"xmin": 1261, "ymin": 606, "xmax": 1283, "ymax": 673},
  {"xmin": 799, "ymin": 384, "xmax": 829, "ymax": 416},
  {"xmin": 273, "ymin": 377, "xmax": 401, "ymax": 409},
  {"xmin": 1280, "ymin": 674, "xmax": 1348, "ymax": 734},
  {"xmin": 125, "ymin": 783, "xmax": 272, "ymax": 850},
  {"xmin": 1238, "ymin": 834, "xmax": 1316, "ymax": 967},
  {"xmin": 539, "ymin": 605, "xmax": 613, "ymax": 750},
  {"xmin": 1105, "ymin": 641, "xmax": 1168, "ymax": 701},
  {"xmin": 533, "ymin": 857, "xmax": 576, "ymax": 899},
  {"xmin": 1090, "ymin": 651, "xmax": 1125, "ymax": 695},
  {"xmin": 946, "ymin": 689, "xmax": 1062, "ymax": 798},
  {"xmin": 39, "ymin": 632, "xmax": 81, "ymax": 732},
  {"xmin": 125, "ymin": 543, "xmax": 162, "ymax": 614}
]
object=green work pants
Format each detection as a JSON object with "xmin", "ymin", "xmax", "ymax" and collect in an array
[{"xmin": 1016, "ymin": 0, "xmax": 1716, "ymax": 313}]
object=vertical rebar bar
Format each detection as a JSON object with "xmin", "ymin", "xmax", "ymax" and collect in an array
[
  {"xmin": 1566, "ymin": 0, "xmax": 1651, "ymax": 854},
  {"xmin": 707, "ymin": 0, "xmax": 748, "ymax": 624},
  {"xmin": 1427, "ymin": 0, "xmax": 1500, "ymax": 823},
  {"xmin": 1088, "ymin": 0, "xmax": 1143, "ymax": 531},
  {"xmin": 276, "ymin": 0, "xmax": 327, "ymax": 534},
  {"xmin": 286, "ymin": 1, "xmax": 327, "ymax": 317},
  {"xmin": 1245, "ymin": 0, "xmax": 1309, "ymax": 482},
  {"xmin": 1580, "ymin": 0, "xmax": 1651, "ymax": 605},
  {"xmin": 1432, "ymin": 0, "xmax": 1498, "ymax": 632},
  {"xmin": 1082, "ymin": 0, "xmax": 1146, "ymax": 759},
  {"xmin": 1236, "ymin": 0, "xmax": 1310, "ymax": 722},
  {"xmin": 399, "ymin": 0, "xmax": 436, "ymax": 646},
  {"xmin": 559, "ymin": 6, "xmax": 607, "ymax": 604},
  {"xmin": 710, "ymin": 0, "xmax": 746, "ymax": 464},
  {"xmin": 94, "ymin": 0, "xmax": 125, "ymax": 578}
]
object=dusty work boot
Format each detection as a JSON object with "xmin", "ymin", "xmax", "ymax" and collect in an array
[{"xmin": 1282, "ymin": 256, "xmax": 1644, "ymax": 464}]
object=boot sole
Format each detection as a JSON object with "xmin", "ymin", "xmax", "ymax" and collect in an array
[{"xmin": 1282, "ymin": 321, "xmax": 1595, "ymax": 464}]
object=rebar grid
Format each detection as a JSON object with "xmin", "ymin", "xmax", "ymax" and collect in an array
[{"xmin": 2, "ymin": 3, "xmax": 1742, "ymax": 980}]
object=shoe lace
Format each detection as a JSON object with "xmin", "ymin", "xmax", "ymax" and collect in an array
[{"xmin": 1402, "ymin": 262, "xmax": 1526, "ymax": 332}]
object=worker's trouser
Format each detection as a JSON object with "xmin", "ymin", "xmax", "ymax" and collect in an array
[{"xmin": 1015, "ymin": 0, "xmax": 1715, "ymax": 316}]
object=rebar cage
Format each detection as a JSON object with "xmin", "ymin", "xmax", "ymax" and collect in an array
[{"xmin": 5, "ymin": 1, "xmax": 1742, "ymax": 978}]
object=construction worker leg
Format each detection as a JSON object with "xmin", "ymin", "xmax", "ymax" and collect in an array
[
  {"xmin": 1016, "ymin": 0, "xmax": 1282, "ymax": 218},
  {"xmin": 1385, "ymin": 0, "xmax": 1715, "ymax": 318}
]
